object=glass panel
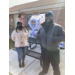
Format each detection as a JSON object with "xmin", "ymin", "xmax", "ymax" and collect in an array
[{"xmin": 27, "ymin": 14, "xmax": 32, "ymax": 26}]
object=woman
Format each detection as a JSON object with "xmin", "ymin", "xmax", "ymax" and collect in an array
[{"xmin": 11, "ymin": 21, "xmax": 29, "ymax": 68}]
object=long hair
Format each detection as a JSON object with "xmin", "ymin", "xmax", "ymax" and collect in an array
[{"xmin": 16, "ymin": 21, "xmax": 26, "ymax": 33}]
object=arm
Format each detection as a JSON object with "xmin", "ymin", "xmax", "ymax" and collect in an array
[
  {"xmin": 11, "ymin": 30, "xmax": 15, "ymax": 42},
  {"xmin": 53, "ymin": 26, "xmax": 65, "ymax": 43},
  {"xmin": 25, "ymin": 29, "xmax": 29, "ymax": 39},
  {"xmin": 27, "ymin": 30, "xmax": 29, "ymax": 39}
]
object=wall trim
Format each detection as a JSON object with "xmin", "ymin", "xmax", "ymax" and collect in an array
[{"xmin": 9, "ymin": 2, "xmax": 65, "ymax": 14}]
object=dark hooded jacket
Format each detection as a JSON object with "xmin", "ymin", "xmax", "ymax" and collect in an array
[{"xmin": 37, "ymin": 22, "xmax": 65, "ymax": 51}]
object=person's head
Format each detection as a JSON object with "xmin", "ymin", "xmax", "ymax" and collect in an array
[
  {"xmin": 16, "ymin": 21, "xmax": 24, "ymax": 32},
  {"xmin": 45, "ymin": 11, "xmax": 54, "ymax": 24},
  {"xmin": 17, "ymin": 21, "xmax": 23, "ymax": 30}
]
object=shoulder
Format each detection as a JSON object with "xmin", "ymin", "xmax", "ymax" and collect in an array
[
  {"xmin": 11, "ymin": 30, "xmax": 16, "ymax": 36},
  {"xmin": 23, "ymin": 29, "xmax": 28, "ymax": 33},
  {"xmin": 54, "ymin": 24, "xmax": 64, "ymax": 33},
  {"xmin": 25, "ymin": 29, "xmax": 28, "ymax": 32},
  {"xmin": 54, "ymin": 23, "xmax": 63, "ymax": 29},
  {"xmin": 12, "ymin": 30, "xmax": 16, "ymax": 33}
]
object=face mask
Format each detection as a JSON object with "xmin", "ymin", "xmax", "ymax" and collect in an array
[
  {"xmin": 46, "ymin": 19, "xmax": 53, "ymax": 25},
  {"xmin": 17, "ymin": 26, "xmax": 23, "ymax": 30},
  {"xmin": 49, "ymin": 19, "xmax": 53, "ymax": 24}
]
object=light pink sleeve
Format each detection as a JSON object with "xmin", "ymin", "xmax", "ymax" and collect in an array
[
  {"xmin": 27, "ymin": 30, "xmax": 29, "ymax": 39},
  {"xmin": 11, "ymin": 30, "xmax": 15, "ymax": 41}
]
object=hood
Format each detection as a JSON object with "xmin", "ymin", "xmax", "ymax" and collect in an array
[{"xmin": 41, "ymin": 21, "xmax": 54, "ymax": 28}]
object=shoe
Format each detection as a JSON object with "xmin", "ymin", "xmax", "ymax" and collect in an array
[
  {"xmin": 39, "ymin": 71, "xmax": 46, "ymax": 75},
  {"xmin": 22, "ymin": 62, "xmax": 25, "ymax": 67},
  {"xmin": 19, "ymin": 64, "xmax": 21, "ymax": 68}
]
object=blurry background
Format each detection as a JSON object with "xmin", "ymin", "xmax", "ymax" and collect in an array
[{"xmin": 9, "ymin": 0, "xmax": 65, "ymax": 49}]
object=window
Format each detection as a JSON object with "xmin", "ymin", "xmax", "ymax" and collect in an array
[{"xmin": 26, "ymin": 14, "xmax": 32, "ymax": 26}]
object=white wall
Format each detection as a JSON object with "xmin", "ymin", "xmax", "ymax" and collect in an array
[{"xmin": 9, "ymin": 0, "xmax": 38, "ymax": 8}]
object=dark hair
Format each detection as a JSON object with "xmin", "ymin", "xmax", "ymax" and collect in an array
[
  {"xmin": 16, "ymin": 21, "xmax": 26, "ymax": 33},
  {"xmin": 17, "ymin": 22, "xmax": 22, "ymax": 25}
]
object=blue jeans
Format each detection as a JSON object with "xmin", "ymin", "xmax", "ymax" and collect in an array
[{"xmin": 15, "ymin": 46, "xmax": 27, "ymax": 64}]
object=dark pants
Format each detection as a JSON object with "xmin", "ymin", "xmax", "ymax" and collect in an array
[
  {"xmin": 42, "ymin": 47, "xmax": 60, "ymax": 75},
  {"xmin": 40, "ymin": 46, "xmax": 43, "ymax": 66}
]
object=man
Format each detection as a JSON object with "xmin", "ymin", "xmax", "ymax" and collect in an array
[
  {"xmin": 37, "ymin": 11, "xmax": 65, "ymax": 75},
  {"xmin": 37, "ymin": 27, "xmax": 43, "ymax": 67}
]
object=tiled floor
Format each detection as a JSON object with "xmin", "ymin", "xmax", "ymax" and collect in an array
[{"xmin": 9, "ymin": 45, "xmax": 65, "ymax": 75}]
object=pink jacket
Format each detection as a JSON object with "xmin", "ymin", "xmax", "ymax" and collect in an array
[{"xmin": 11, "ymin": 29, "xmax": 29, "ymax": 47}]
